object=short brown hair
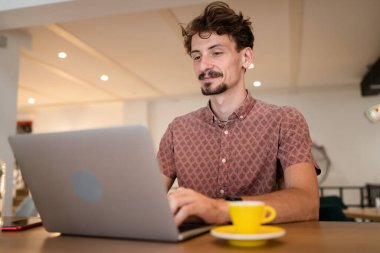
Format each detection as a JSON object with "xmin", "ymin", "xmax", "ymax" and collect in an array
[{"xmin": 181, "ymin": 1, "xmax": 254, "ymax": 55}]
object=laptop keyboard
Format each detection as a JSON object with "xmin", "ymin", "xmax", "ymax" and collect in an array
[{"xmin": 178, "ymin": 222, "xmax": 210, "ymax": 233}]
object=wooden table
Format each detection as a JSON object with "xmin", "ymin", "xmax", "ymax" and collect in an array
[
  {"xmin": 1, "ymin": 221, "xmax": 380, "ymax": 253},
  {"xmin": 343, "ymin": 208, "xmax": 380, "ymax": 222}
]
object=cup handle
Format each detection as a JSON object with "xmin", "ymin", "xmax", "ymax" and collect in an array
[{"xmin": 262, "ymin": 206, "xmax": 276, "ymax": 224}]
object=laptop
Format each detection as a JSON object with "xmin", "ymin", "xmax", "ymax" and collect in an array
[{"xmin": 8, "ymin": 125, "xmax": 212, "ymax": 241}]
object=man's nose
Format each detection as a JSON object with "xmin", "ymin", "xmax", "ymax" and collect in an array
[{"xmin": 199, "ymin": 55, "xmax": 213, "ymax": 72}]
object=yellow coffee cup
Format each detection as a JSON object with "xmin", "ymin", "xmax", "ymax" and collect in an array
[{"xmin": 228, "ymin": 201, "xmax": 276, "ymax": 234}]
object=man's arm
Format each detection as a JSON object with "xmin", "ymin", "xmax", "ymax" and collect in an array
[
  {"xmin": 243, "ymin": 162, "xmax": 320, "ymax": 223},
  {"xmin": 162, "ymin": 174, "xmax": 175, "ymax": 191},
  {"xmin": 168, "ymin": 162, "xmax": 319, "ymax": 226}
]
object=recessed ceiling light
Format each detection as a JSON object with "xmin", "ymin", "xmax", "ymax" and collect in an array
[
  {"xmin": 253, "ymin": 81, "xmax": 262, "ymax": 87},
  {"xmin": 58, "ymin": 51, "xmax": 67, "ymax": 59},
  {"xmin": 370, "ymin": 111, "xmax": 378, "ymax": 119},
  {"xmin": 248, "ymin": 63, "xmax": 255, "ymax": 69},
  {"xmin": 27, "ymin": 97, "xmax": 36, "ymax": 104},
  {"xmin": 365, "ymin": 104, "xmax": 380, "ymax": 123},
  {"xmin": 100, "ymin": 74, "xmax": 109, "ymax": 81}
]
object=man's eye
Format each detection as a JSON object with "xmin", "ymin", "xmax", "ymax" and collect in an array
[
  {"xmin": 213, "ymin": 52, "xmax": 223, "ymax": 57},
  {"xmin": 192, "ymin": 55, "xmax": 201, "ymax": 61}
]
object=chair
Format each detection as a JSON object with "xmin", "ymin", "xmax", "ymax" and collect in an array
[
  {"xmin": 319, "ymin": 196, "xmax": 354, "ymax": 222},
  {"xmin": 366, "ymin": 184, "xmax": 380, "ymax": 207},
  {"xmin": 319, "ymin": 186, "xmax": 366, "ymax": 208}
]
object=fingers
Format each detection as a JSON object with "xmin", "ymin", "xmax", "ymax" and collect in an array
[
  {"xmin": 173, "ymin": 203, "xmax": 198, "ymax": 226},
  {"xmin": 167, "ymin": 187, "xmax": 229, "ymax": 226},
  {"xmin": 168, "ymin": 188, "xmax": 194, "ymax": 214},
  {"xmin": 168, "ymin": 187, "xmax": 200, "ymax": 226}
]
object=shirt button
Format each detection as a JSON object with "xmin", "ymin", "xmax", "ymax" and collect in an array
[
  {"xmin": 220, "ymin": 189, "xmax": 225, "ymax": 194},
  {"xmin": 224, "ymin": 130, "xmax": 229, "ymax": 135},
  {"xmin": 221, "ymin": 158, "xmax": 226, "ymax": 163}
]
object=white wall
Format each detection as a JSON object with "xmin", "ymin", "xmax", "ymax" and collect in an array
[
  {"xmin": 18, "ymin": 100, "xmax": 148, "ymax": 133},
  {"xmin": 17, "ymin": 84, "xmax": 380, "ymax": 193}
]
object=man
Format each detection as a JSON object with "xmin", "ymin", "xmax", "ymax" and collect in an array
[{"xmin": 158, "ymin": 1, "xmax": 320, "ymax": 226}]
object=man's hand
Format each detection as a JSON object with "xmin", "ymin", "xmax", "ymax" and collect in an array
[{"xmin": 168, "ymin": 187, "xmax": 230, "ymax": 226}]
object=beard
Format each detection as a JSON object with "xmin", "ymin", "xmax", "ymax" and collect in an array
[
  {"xmin": 199, "ymin": 70, "xmax": 227, "ymax": 96},
  {"xmin": 201, "ymin": 82, "xmax": 228, "ymax": 96}
]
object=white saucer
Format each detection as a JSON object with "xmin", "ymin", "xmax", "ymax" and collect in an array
[{"xmin": 210, "ymin": 225, "xmax": 286, "ymax": 247}]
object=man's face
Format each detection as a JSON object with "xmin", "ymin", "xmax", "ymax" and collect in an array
[{"xmin": 190, "ymin": 33, "xmax": 246, "ymax": 96}]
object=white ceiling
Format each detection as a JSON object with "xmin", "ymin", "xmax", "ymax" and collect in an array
[{"xmin": 3, "ymin": 0, "xmax": 380, "ymax": 109}]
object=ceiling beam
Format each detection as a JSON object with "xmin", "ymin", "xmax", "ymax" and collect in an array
[
  {"xmin": 158, "ymin": 8, "xmax": 183, "ymax": 42},
  {"xmin": 18, "ymin": 82, "xmax": 61, "ymax": 99}
]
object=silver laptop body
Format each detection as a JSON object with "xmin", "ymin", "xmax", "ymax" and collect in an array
[{"xmin": 8, "ymin": 125, "xmax": 211, "ymax": 241}]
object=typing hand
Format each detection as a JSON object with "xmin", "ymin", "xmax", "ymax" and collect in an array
[{"xmin": 167, "ymin": 187, "xmax": 229, "ymax": 226}]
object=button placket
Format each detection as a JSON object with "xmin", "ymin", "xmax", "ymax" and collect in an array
[{"xmin": 217, "ymin": 124, "xmax": 232, "ymax": 194}]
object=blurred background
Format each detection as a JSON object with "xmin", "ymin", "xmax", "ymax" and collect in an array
[{"xmin": 1, "ymin": 0, "xmax": 380, "ymax": 215}]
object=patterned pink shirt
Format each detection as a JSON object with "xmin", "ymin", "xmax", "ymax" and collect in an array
[{"xmin": 158, "ymin": 93, "xmax": 317, "ymax": 199}]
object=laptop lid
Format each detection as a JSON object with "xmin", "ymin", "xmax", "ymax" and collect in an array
[{"xmin": 8, "ymin": 125, "xmax": 211, "ymax": 241}]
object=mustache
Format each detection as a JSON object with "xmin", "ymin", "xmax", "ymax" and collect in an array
[{"xmin": 198, "ymin": 70, "xmax": 223, "ymax": 80}]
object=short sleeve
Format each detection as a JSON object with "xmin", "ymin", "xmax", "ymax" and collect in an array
[
  {"xmin": 157, "ymin": 124, "xmax": 177, "ymax": 179},
  {"xmin": 277, "ymin": 106, "xmax": 316, "ymax": 171}
]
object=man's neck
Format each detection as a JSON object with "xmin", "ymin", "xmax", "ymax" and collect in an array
[{"xmin": 209, "ymin": 86, "xmax": 247, "ymax": 122}]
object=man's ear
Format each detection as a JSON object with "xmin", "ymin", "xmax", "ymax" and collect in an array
[{"xmin": 241, "ymin": 47, "xmax": 253, "ymax": 69}]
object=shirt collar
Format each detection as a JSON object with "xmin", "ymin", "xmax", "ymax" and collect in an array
[
  {"xmin": 204, "ymin": 90, "xmax": 256, "ymax": 124},
  {"xmin": 232, "ymin": 91, "xmax": 255, "ymax": 121}
]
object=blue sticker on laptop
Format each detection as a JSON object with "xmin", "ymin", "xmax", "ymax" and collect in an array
[{"xmin": 71, "ymin": 170, "xmax": 103, "ymax": 203}]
